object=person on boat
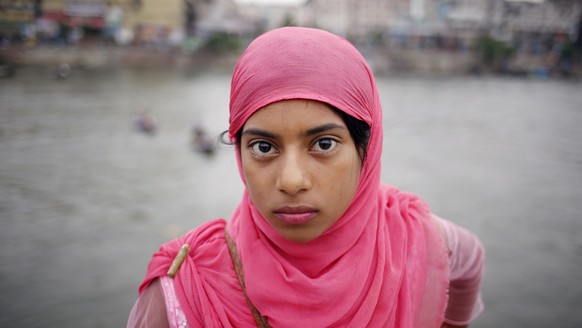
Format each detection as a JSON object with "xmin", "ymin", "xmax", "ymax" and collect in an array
[
  {"xmin": 134, "ymin": 111, "xmax": 157, "ymax": 135},
  {"xmin": 191, "ymin": 125, "xmax": 216, "ymax": 156}
]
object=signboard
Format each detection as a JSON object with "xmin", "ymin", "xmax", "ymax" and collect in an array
[{"xmin": 64, "ymin": 0, "xmax": 106, "ymax": 18}]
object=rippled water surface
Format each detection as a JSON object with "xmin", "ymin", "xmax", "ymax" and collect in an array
[{"xmin": 1, "ymin": 67, "xmax": 581, "ymax": 327}]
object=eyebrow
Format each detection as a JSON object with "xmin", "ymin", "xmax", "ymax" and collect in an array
[
  {"xmin": 241, "ymin": 123, "xmax": 346, "ymax": 139},
  {"xmin": 241, "ymin": 128, "xmax": 277, "ymax": 139},
  {"xmin": 305, "ymin": 123, "xmax": 346, "ymax": 136}
]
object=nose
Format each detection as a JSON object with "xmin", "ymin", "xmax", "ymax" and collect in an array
[{"xmin": 276, "ymin": 151, "xmax": 311, "ymax": 195}]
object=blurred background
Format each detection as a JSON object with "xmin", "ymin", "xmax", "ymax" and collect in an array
[{"xmin": 1, "ymin": 0, "xmax": 581, "ymax": 327}]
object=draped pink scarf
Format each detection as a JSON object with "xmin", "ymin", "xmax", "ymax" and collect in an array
[{"xmin": 139, "ymin": 27, "xmax": 449, "ymax": 327}]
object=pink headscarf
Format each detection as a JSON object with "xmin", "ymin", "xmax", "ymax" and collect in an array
[{"xmin": 139, "ymin": 27, "xmax": 449, "ymax": 327}]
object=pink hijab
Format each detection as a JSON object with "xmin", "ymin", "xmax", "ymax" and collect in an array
[{"xmin": 139, "ymin": 27, "xmax": 449, "ymax": 327}]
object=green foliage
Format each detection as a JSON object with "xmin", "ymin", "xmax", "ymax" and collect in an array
[
  {"xmin": 475, "ymin": 35, "xmax": 516, "ymax": 67},
  {"xmin": 560, "ymin": 41, "xmax": 579, "ymax": 60},
  {"xmin": 279, "ymin": 13, "xmax": 296, "ymax": 27},
  {"xmin": 203, "ymin": 32, "xmax": 241, "ymax": 55},
  {"xmin": 368, "ymin": 31, "xmax": 385, "ymax": 46}
]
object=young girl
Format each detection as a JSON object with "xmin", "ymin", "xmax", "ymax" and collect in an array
[{"xmin": 128, "ymin": 27, "xmax": 484, "ymax": 328}]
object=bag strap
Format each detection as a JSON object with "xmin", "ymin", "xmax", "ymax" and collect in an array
[{"xmin": 225, "ymin": 227, "xmax": 271, "ymax": 328}]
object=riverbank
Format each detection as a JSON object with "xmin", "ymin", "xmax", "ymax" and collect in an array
[
  {"xmin": 2, "ymin": 43, "xmax": 581, "ymax": 80},
  {"xmin": 1, "ymin": 44, "xmax": 240, "ymax": 75}
]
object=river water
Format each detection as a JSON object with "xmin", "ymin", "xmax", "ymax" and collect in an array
[{"xmin": 1, "ymin": 66, "xmax": 581, "ymax": 327}]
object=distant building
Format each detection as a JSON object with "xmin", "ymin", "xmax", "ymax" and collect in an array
[
  {"xmin": 302, "ymin": 0, "xmax": 581, "ymax": 48},
  {"xmin": 1, "ymin": 0, "xmax": 114, "ymax": 44},
  {"xmin": 39, "ymin": 0, "xmax": 109, "ymax": 32},
  {"xmin": 497, "ymin": 0, "xmax": 582, "ymax": 37},
  {"xmin": 235, "ymin": 1, "xmax": 308, "ymax": 36},
  {"xmin": 0, "ymin": 0, "xmax": 37, "ymax": 33},
  {"xmin": 196, "ymin": 0, "xmax": 255, "ymax": 37},
  {"xmin": 305, "ymin": 0, "xmax": 391, "ymax": 37}
]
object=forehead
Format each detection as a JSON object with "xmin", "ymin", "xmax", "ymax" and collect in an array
[{"xmin": 243, "ymin": 99, "xmax": 344, "ymax": 130}]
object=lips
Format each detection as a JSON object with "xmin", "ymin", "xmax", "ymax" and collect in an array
[{"xmin": 273, "ymin": 206, "xmax": 318, "ymax": 224}]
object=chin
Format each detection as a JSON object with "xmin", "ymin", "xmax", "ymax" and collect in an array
[{"xmin": 278, "ymin": 229, "xmax": 322, "ymax": 243}]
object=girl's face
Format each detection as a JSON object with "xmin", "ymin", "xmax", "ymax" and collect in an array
[{"xmin": 240, "ymin": 100, "xmax": 362, "ymax": 243}]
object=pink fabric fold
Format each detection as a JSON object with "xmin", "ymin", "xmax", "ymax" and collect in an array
[
  {"xmin": 435, "ymin": 215, "xmax": 485, "ymax": 325},
  {"xmin": 137, "ymin": 27, "xmax": 450, "ymax": 327}
]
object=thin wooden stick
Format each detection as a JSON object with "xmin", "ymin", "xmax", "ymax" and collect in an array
[{"xmin": 167, "ymin": 244, "xmax": 190, "ymax": 278}]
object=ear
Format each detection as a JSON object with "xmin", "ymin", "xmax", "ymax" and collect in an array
[{"xmin": 357, "ymin": 145, "xmax": 366, "ymax": 163}]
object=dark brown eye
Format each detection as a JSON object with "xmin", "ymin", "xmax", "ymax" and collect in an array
[
  {"xmin": 250, "ymin": 141, "xmax": 276, "ymax": 156},
  {"xmin": 318, "ymin": 139, "xmax": 333, "ymax": 150},
  {"xmin": 257, "ymin": 142, "xmax": 272, "ymax": 153},
  {"xmin": 312, "ymin": 138, "xmax": 338, "ymax": 153}
]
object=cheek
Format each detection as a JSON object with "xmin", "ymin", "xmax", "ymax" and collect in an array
[
  {"xmin": 328, "ymin": 153, "xmax": 361, "ymax": 188},
  {"xmin": 336, "ymin": 158, "xmax": 361, "ymax": 206},
  {"xmin": 241, "ymin": 153, "xmax": 255, "ymax": 190},
  {"xmin": 241, "ymin": 158, "xmax": 271, "ymax": 202}
]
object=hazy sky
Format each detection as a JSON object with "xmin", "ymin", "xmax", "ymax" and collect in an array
[{"xmin": 234, "ymin": 0, "xmax": 306, "ymax": 5}]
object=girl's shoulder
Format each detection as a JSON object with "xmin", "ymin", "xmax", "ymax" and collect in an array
[
  {"xmin": 148, "ymin": 218, "xmax": 230, "ymax": 278},
  {"xmin": 173, "ymin": 219, "xmax": 230, "ymax": 265},
  {"xmin": 380, "ymin": 184, "xmax": 432, "ymax": 221},
  {"xmin": 180, "ymin": 218, "xmax": 228, "ymax": 248}
]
